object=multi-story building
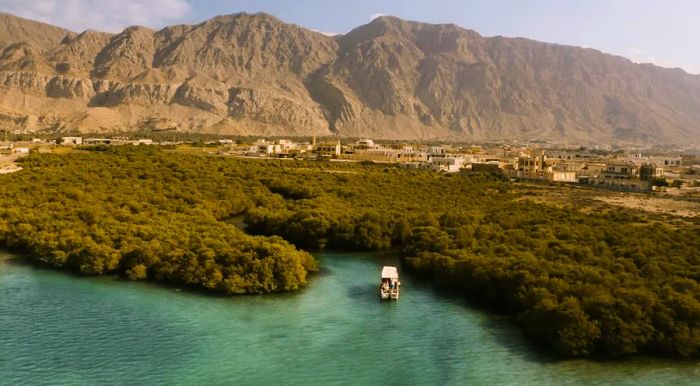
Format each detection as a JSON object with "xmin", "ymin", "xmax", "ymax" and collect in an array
[
  {"xmin": 516, "ymin": 151, "xmax": 547, "ymax": 177},
  {"xmin": 430, "ymin": 157, "xmax": 465, "ymax": 173},
  {"xmin": 427, "ymin": 146, "xmax": 448, "ymax": 156},
  {"xmin": 639, "ymin": 163, "xmax": 664, "ymax": 181},
  {"xmin": 396, "ymin": 151, "xmax": 430, "ymax": 163},
  {"xmin": 316, "ymin": 140, "xmax": 342, "ymax": 157},
  {"xmin": 589, "ymin": 162, "xmax": 651, "ymax": 191},
  {"xmin": 0, "ymin": 144, "xmax": 12, "ymax": 156},
  {"xmin": 600, "ymin": 162, "xmax": 638, "ymax": 180},
  {"xmin": 650, "ymin": 156, "xmax": 682, "ymax": 168}
]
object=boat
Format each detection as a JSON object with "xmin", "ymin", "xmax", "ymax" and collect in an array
[{"xmin": 380, "ymin": 266, "xmax": 401, "ymax": 300}]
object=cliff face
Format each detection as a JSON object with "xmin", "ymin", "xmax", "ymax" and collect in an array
[{"xmin": 1, "ymin": 12, "xmax": 699, "ymax": 144}]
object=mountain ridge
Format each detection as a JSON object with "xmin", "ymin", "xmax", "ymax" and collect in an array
[{"xmin": 0, "ymin": 11, "xmax": 698, "ymax": 144}]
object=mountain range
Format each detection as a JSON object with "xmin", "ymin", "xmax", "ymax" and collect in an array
[{"xmin": 1, "ymin": 11, "xmax": 699, "ymax": 144}]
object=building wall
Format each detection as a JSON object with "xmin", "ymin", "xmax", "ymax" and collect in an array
[
  {"xmin": 396, "ymin": 152, "xmax": 430, "ymax": 163},
  {"xmin": 344, "ymin": 150, "xmax": 397, "ymax": 162},
  {"xmin": 62, "ymin": 137, "xmax": 83, "ymax": 145},
  {"xmin": 316, "ymin": 142, "xmax": 341, "ymax": 157},
  {"xmin": 544, "ymin": 171, "xmax": 577, "ymax": 182},
  {"xmin": 589, "ymin": 178, "xmax": 651, "ymax": 191},
  {"xmin": 639, "ymin": 164, "xmax": 664, "ymax": 181},
  {"xmin": 471, "ymin": 163, "xmax": 502, "ymax": 174},
  {"xmin": 430, "ymin": 157, "xmax": 464, "ymax": 173}
]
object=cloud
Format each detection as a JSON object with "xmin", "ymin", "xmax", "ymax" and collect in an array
[
  {"xmin": 625, "ymin": 47, "xmax": 645, "ymax": 56},
  {"xmin": 622, "ymin": 47, "xmax": 698, "ymax": 75},
  {"xmin": 310, "ymin": 29, "xmax": 340, "ymax": 37},
  {"xmin": 370, "ymin": 13, "xmax": 386, "ymax": 21},
  {"xmin": 0, "ymin": 0, "xmax": 191, "ymax": 32}
]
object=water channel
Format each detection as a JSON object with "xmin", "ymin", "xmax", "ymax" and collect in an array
[{"xmin": 1, "ymin": 252, "xmax": 698, "ymax": 385}]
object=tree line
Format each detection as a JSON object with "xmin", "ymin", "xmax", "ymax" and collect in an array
[
  {"xmin": 1, "ymin": 146, "xmax": 699, "ymax": 358},
  {"xmin": 0, "ymin": 147, "xmax": 317, "ymax": 294}
]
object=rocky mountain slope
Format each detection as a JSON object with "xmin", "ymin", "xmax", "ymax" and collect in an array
[{"xmin": 0, "ymin": 12, "xmax": 699, "ymax": 144}]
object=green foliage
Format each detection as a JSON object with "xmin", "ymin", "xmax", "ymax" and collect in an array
[
  {"xmin": 398, "ymin": 206, "xmax": 700, "ymax": 358},
  {"xmin": 0, "ymin": 147, "xmax": 316, "ymax": 295},
  {"xmin": 236, "ymin": 156, "xmax": 700, "ymax": 359},
  {"xmin": 653, "ymin": 178, "xmax": 669, "ymax": 187},
  {"xmin": 2, "ymin": 147, "xmax": 699, "ymax": 359}
]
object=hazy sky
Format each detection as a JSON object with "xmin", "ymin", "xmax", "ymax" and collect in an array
[{"xmin": 1, "ymin": 0, "xmax": 698, "ymax": 74}]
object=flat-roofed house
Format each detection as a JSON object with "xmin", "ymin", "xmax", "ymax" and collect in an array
[{"xmin": 61, "ymin": 137, "xmax": 83, "ymax": 145}]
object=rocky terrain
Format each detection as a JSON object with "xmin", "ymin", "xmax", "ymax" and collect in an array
[{"xmin": 1, "ymin": 12, "xmax": 699, "ymax": 144}]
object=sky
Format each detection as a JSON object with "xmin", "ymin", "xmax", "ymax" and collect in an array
[{"xmin": 1, "ymin": 0, "xmax": 698, "ymax": 74}]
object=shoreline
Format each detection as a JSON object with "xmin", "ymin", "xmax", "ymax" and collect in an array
[{"xmin": 2, "ymin": 249, "xmax": 698, "ymax": 362}]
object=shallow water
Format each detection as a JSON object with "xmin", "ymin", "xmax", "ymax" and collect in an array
[{"xmin": 1, "ymin": 252, "xmax": 698, "ymax": 385}]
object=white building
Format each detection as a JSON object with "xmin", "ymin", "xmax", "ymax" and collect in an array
[
  {"xmin": 84, "ymin": 138, "xmax": 112, "ymax": 145},
  {"xmin": 354, "ymin": 139, "xmax": 378, "ymax": 150},
  {"xmin": 430, "ymin": 157, "xmax": 465, "ymax": 173},
  {"xmin": 650, "ymin": 156, "xmax": 682, "ymax": 168},
  {"xmin": 250, "ymin": 139, "xmax": 282, "ymax": 155},
  {"xmin": 61, "ymin": 137, "xmax": 83, "ymax": 145},
  {"xmin": 427, "ymin": 146, "xmax": 448, "ymax": 156}
]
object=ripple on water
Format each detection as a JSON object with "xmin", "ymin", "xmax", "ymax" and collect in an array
[{"xmin": 1, "ymin": 252, "xmax": 699, "ymax": 385}]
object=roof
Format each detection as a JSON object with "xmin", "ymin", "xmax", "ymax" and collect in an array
[{"xmin": 381, "ymin": 266, "xmax": 399, "ymax": 279}]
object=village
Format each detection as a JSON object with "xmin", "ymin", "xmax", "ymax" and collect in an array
[
  {"xmin": 213, "ymin": 137, "xmax": 699, "ymax": 193},
  {"xmin": 1, "ymin": 135, "xmax": 699, "ymax": 193}
]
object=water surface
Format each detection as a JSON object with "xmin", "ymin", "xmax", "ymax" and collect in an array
[{"xmin": 1, "ymin": 252, "xmax": 698, "ymax": 385}]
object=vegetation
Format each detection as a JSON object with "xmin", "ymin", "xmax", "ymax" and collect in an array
[
  {"xmin": 0, "ymin": 147, "xmax": 317, "ymax": 294},
  {"xmin": 1, "ymin": 146, "xmax": 699, "ymax": 359},
  {"xmin": 652, "ymin": 178, "xmax": 669, "ymax": 187}
]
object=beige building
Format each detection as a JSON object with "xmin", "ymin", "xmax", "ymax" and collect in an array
[
  {"xmin": 639, "ymin": 163, "xmax": 664, "ymax": 181},
  {"xmin": 600, "ymin": 162, "xmax": 638, "ymax": 179},
  {"xmin": 316, "ymin": 140, "xmax": 341, "ymax": 157},
  {"xmin": 589, "ymin": 178, "xmax": 651, "ymax": 191},
  {"xmin": 546, "ymin": 171, "xmax": 577, "ymax": 182},
  {"xmin": 517, "ymin": 151, "xmax": 547, "ymax": 175},
  {"xmin": 396, "ymin": 151, "xmax": 430, "ymax": 163},
  {"xmin": 343, "ymin": 149, "xmax": 398, "ymax": 162}
]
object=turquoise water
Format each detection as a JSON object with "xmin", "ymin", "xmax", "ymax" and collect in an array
[{"xmin": 1, "ymin": 251, "xmax": 698, "ymax": 385}]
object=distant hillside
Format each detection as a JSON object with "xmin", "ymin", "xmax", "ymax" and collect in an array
[
  {"xmin": 0, "ymin": 12, "xmax": 699, "ymax": 145},
  {"xmin": 0, "ymin": 13, "xmax": 74, "ymax": 49}
]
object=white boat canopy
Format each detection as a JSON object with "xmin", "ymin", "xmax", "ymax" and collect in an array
[{"xmin": 381, "ymin": 266, "xmax": 399, "ymax": 279}]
